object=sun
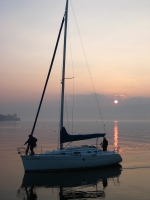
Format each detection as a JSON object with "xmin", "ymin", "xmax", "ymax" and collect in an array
[{"xmin": 114, "ymin": 100, "xmax": 118, "ymax": 104}]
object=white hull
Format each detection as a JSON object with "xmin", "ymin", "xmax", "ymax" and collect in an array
[{"xmin": 21, "ymin": 146, "xmax": 122, "ymax": 171}]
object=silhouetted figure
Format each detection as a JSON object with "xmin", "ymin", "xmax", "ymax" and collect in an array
[
  {"xmin": 24, "ymin": 135, "xmax": 37, "ymax": 155},
  {"xmin": 101, "ymin": 137, "xmax": 108, "ymax": 151}
]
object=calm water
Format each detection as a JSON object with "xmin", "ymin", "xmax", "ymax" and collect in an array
[{"xmin": 0, "ymin": 120, "xmax": 150, "ymax": 200}]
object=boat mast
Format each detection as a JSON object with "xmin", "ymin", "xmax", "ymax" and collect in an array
[{"xmin": 60, "ymin": 0, "xmax": 68, "ymax": 149}]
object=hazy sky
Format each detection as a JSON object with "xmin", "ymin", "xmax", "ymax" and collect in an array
[{"xmin": 0, "ymin": 0, "xmax": 150, "ymax": 120}]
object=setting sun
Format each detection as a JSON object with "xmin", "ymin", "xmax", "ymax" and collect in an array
[{"xmin": 114, "ymin": 100, "xmax": 118, "ymax": 104}]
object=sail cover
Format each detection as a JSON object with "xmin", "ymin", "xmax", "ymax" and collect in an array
[{"xmin": 60, "ymin": 127, "xmax": 106, "ymax": 143}]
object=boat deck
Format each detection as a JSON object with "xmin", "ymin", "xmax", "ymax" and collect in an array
[{"xmin": 18, "ymin": 145, "xmax": 119, "ymax": 157}]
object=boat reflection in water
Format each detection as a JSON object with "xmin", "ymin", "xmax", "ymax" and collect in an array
[{"xmin": 17, "ymin": 165, "xmax": 122, "ymax": 199}]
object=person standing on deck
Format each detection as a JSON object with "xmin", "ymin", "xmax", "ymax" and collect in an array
[
  {"xmin": 24, "ymin": 135, "xmax": 37, "ymax": 155},
  {"xmin": 101, "ymin": 137, "xmax": 108, "ymax": 151}
]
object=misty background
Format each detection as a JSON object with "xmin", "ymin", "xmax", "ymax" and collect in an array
[{"xmin": 1, "ymin": 94, "xmax": 149, "ymax": 121}]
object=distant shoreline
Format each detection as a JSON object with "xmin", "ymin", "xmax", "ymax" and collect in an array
[{"xmin": 0, "ymin": 114, "xmax": 20, "ymax": 121}]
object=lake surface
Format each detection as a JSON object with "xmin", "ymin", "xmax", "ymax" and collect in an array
[{"xmin": 0, "ymin": 120, "xmax": 150, "ymax": 200}]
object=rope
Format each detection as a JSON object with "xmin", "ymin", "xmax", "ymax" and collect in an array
[
  {"xmin": 70, "ymin": 0, "xmax": 107, "ymax": 135},
  {"xmin": 57, "ymin": 100, "xmax": 61, "ymax": 149},
  {"xmin": 65, "ymin": 92, "xmax": 69, "ymax": 132},
  {"xmin": 68, "ymin": 20, "xmax": 75, "ymax": 136}
]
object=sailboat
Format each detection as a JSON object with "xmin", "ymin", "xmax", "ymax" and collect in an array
[{"xmin": 17, "ymin": 0, "xmax": 122, "ymax": 171}]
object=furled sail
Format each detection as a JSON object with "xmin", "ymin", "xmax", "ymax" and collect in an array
[{"xmin": 60, "ymin": 127, "xmax": 105, "ymax": 143}]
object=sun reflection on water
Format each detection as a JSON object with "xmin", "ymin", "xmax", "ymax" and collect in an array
[{"xmin": 114, "ymin": 121, "xmax": 118, "ymax": 150}]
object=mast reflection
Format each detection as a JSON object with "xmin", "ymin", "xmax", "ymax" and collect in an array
[{"xmin": 17, "ymin": 165, "xmax": 121, "ymax": 200}]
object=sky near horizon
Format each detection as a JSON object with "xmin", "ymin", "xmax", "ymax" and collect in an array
[{"xmin": 0, "ymin": 0, "xmax": 150, "ymax": 120}]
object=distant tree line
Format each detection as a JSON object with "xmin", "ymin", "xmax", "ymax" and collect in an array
[{"xmin": 0, "ymin": 114, "xmax": 20, "ymax": 121}]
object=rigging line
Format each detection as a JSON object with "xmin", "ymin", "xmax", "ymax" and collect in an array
[
  {"xmin": 57, "ymin": 100, "xmax": 61, "ymax": 149},
  {"xmin": 26, "ymin": 15, "xmax": 65, "ymax": 155},
  {"xmin": 70, "ymin": 1, "xmax": 107, "ymax": 135},
  {"xmin": 64, "ymin": 141, "xmax": 72, "ymax": 148},
  {"xmin": 65, "ymin": 92, "xmax": 69, "ymax": 132},
  {"xmin": 68, "ymin": 20, "xmax": 75, "ymax": 136}
]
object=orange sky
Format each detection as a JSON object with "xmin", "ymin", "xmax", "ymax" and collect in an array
[{"xmin": 0, "ymin": 0, "xmax": 150, "ymax": 110}]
